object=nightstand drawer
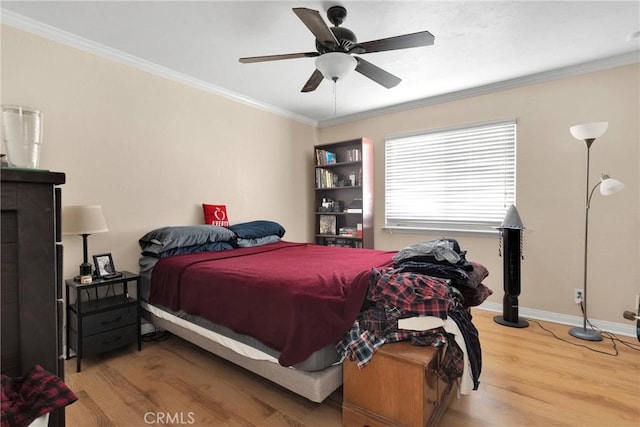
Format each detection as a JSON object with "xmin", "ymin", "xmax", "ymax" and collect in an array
[
  {"xmin": 80, "ymin": 306, "xmax": 137, "ymax": 337},
  {"xmin": 82, "ymin": 324, "xmax": 137, "ymax": 356}
]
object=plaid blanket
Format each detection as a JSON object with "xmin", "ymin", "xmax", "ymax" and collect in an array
[{"xmin": 1, "ymin": 365, "xmax": 77, "ymax": 427}]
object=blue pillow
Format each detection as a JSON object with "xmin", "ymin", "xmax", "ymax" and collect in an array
[
  {"xmin": 226, "ymin": 220, "xmax": 285, "ymax": 239},
  {"xmin": 139, "ymin": 225, "xmax": 236, "ymax": 256}
]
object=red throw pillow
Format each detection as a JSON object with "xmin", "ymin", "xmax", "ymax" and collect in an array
[{"xmin": 202, "ymin": 204, "xmax": 229, "ymax": 227}]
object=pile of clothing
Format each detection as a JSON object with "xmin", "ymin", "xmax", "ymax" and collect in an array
[{"xmin": 336, "ymin": 238, "xmax": 492, "ymax": 395}]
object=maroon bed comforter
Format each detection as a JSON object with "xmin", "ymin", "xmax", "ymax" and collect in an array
[{"xmin": 149, "ymin": 241, "xmax": 395, "ymax": 366}]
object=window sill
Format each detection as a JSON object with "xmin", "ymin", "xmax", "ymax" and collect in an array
[{"xmin": 383, "ymin": 226, "xmax": 499, "ymax": 236}]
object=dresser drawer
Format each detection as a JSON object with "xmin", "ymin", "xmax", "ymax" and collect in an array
[
  {"xmin": 82, "ymin": 324, "xmax": 137, "ymax": 356},
  {"xmin": 78, "ymin": 306, "xmax": 137, "ymax": 337}
]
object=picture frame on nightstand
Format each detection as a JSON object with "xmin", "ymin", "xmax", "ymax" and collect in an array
[{"xmin": 92, "ymin": 253, "xmax": 118, "ymax": 278}]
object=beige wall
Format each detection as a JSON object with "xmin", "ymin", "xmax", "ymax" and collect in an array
[
  {"xmin": 320, "ymin": 64, "xmax": 640, "ymax": 324},
  {"xmin": 2, "ymin": 24, "xmax": 638, "ymax": 326},
  {"xmin": 1, "ymin": 25, "xmax": 317, "ymax": 281}
]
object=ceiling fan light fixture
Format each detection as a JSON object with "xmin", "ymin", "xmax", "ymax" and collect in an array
[{"xmin": 315, "ymin": 52, "xmax": 357, "ymax": 82}]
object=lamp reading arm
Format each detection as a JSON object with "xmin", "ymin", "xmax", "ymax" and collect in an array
[{"xmin": 586, "ymin": 182, "xmax": 602, "ymax": 210}]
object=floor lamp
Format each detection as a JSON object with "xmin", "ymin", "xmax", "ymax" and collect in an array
[{"xmin": 568, "ymin": 122, "xmax": 624, "ymax": 341}]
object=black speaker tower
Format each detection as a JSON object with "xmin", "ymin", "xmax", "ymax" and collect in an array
[{"xmin": 494, "ymin": 205, "xmax": 529, "ymax": 328}]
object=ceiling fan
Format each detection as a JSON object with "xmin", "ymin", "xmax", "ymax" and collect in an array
[{"xmin": 239, "ymin": 6, "xmax": 435, "ymax": 92}]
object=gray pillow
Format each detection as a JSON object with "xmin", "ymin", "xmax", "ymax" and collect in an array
[
  {"xmin": 235, "ymin": 235, "xmax": 281, "ymax": 248},
  {"xmin": 139, "ymin": 225, "xmax": 236, "ymax": 256}
]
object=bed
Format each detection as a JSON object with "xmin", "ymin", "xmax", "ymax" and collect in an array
[{"xmin": 138, "ymin": 222, "xmax": 489, "ymax": 404}]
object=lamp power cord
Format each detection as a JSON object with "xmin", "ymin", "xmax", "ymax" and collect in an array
[{"xmin": 530, "ymin": 301, "xmax": 640, "ymax": 356}]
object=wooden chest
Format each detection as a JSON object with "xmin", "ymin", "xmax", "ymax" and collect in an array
[{"xmin": 342, "ymin": 341, "xmax": 453, "ymax": 427}]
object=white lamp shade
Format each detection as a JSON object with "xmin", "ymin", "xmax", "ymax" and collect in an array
[
  {"xmin": 569, "ymin": 122, "xmax": 608, "ymax": 140},
  {"xmin": 62, "ymin": 205, "xmax": 108, "ymax": 235},
  {"xmin": 315, "ymin": 52, "xmax": 357, "ymax": 82},
  {"xmin": 599, "ymin": 176, "xmax": 624, "ymax": 196}
]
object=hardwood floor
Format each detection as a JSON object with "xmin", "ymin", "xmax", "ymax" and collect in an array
[{"xmin": 64, "ymin": 309, "xmax": 640, "ymax": 426}]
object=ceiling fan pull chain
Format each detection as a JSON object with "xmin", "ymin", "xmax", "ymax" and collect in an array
[{"xmin": 333, "ymin": 80, "xmax": 337, "ymax": 116}]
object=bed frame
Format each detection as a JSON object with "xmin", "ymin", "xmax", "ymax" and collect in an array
[{"xmin": 144, "ymin": 307, "xmax": 343, "ymax": 403}]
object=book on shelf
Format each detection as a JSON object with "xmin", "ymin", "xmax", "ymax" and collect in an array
[
  {"xmin": 339, "ymin": 227, "xmax": 357, "ymax": 237},
  {"xmin": 335, "ymin": 238, "xmax": 362, "ymax": 248},
  {"xmin": 346, "ymin": 198, "xmax": 363, "ymax": 213},
  {"xmin": 324, "ymin": 238, "xmax": 337, "ymax": 247},
  {"xmin": 346, "ymin": 148, "xmax": 361, "ymax": 162},
  {"xmin": 315, "ymin": 168, "xmax": 339, "ymax": 188},
  {"xmin": 315, "ymin": 149, "xmax": 337, "ymax": 165},
  {"xmin": 319, "ymin": 215, "xmax": 337, "ymax": 235}
]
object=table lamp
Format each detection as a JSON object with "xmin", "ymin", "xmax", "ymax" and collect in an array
[{"xmin": 62, "ymin": 205, "xmax": 108, "ymax": 282}]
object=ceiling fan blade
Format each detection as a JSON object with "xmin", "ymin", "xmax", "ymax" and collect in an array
[
  {"xmin": 292, "ymin": 7, "xmax": 338, "ymax": 47},
  {"xmin": 355, "ymin": 57, "xmax": 401, "ymax": 89},
  {"xmin": 354, "ymin": 31, "xmax": 435, "ymax": 54},
  {"xmin": 239, "ymin": 52, "xmax": 319, "ymax": 63},
  {"xmin": 301, "ymin": 69, "xmax": 324, "ymax": 92}
]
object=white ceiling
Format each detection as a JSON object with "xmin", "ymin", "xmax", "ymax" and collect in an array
[{"xmin": 2, "ymin": 1, "xmax": 639, "ymax": 126}]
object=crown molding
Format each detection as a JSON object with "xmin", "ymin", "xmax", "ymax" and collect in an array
[
  {"xmin": 318, "ymin": 51, "xmax": 640, "ymax": 128},
  {"xmin": 0, "ymin": 10, "xmax": 319, "ymax": 127},
  {"xmin": 3, "ymin": 10, "xmax": 637, "ymax": 130}
]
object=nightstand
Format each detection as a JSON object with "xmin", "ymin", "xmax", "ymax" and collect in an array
[{"xmin": 65, "ymin": 271, "xmax": 141, "ymax": 372}]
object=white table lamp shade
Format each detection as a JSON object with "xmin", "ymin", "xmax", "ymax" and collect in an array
[{"xmin": 62, "ymin": 205, "xmax": 108, "ymax": 235}]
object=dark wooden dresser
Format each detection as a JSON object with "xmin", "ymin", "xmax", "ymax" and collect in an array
[{"xmin": 1, "ymin": 168, "xmax": 66, "ymax": 426}]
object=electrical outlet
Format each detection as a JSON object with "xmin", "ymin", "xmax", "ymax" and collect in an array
[{"xmin": 574, "ymin": 288, "xmax": 584, "ymax": 304}]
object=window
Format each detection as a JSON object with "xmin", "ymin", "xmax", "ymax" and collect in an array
[{"xmin": 385, "ymin": 120, "xmax": 516, "ymax": 233}]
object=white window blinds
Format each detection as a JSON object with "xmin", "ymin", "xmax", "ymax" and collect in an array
[{"xmin": 385, "ymin": 120, "xmax": 516, "ymax": 233}]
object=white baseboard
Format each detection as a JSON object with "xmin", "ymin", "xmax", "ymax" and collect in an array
[{"xmin": 478, "ymin": 302, "xmax": 637, "ymax": 338}]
